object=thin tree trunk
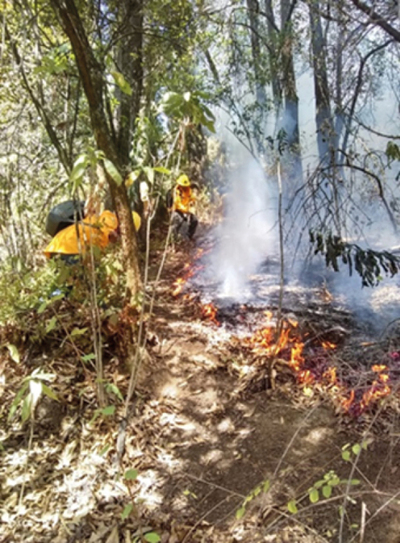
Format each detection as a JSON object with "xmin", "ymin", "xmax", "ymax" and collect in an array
[
  {"xmin": 246, "ymin": 0, "xmax": 267, "ymax": 108},
  {"xmin": 308, "ymin": 0, "xmax": 334, "ymax": 164},
  {"xmin": 264, "ymin": 0, "xmax": 282, "ymax": 113}
]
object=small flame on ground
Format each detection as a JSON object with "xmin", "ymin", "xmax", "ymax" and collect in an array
[
  {"xmin": 201, "ymin": 303, "xmax": 220, "ymax": 325},
  {"xmin": 322, "ymin": 341, "xmax": 337, "ymax": 350}
]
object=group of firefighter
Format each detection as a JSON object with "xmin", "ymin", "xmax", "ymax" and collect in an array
[{"xmin": 44, "ymin": 173, "xmax": 198, "ymax": 262}]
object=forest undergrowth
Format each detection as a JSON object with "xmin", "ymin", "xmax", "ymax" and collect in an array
[{"xmin": 1, "ymin": 236, "xmax": 400, "ymax": 543}]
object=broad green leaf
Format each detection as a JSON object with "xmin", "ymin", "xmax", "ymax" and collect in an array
[
  {"xmin": 144, "ymin": 533, "xmax": 161, "ymax": 543},
  {"xmin": 235, "ymin": 506, "xmax": 246, "ymax": 520},
  {"xmin": 322, "ymin": 485, "xmax": 332, "ymax": 498},
  {"xmin": 121, "ymin": 503, "xmax": 133, "ymax": 520},
  {"xmin": 352, "ymin": 444, "xmax": 361, "ymax": 455},
  {"xmin": 41, "ymin": 384, "xmax": 59, "ymax": 401},
  {"xmin": 124, "ymin": 469, "xmax": 138, "ymax": 481},
  {"xmin": 350, "ymin": 479, "xmax": 361, "ymax": 486},
  {"xmin": 6, "ymin": 344, "xmax": 20, "ymax": 363},
  {"xmin": 309, "ymin": 489, "xmax": 319, "ymax": 503},
  {"xmin": 46, "ymin": 316, "xmax": 57, "ymax": 334},
  {"xmin": 328, "ymin": 475, "xmax": 341, "ymax": 486},
  {"xmin": 101, "ymin": 405, "xmax": 115, "ymax": 416},
  {"xmin": 287, "ymin": 500, "xmax": 298, "ymax": 514},
  {"xmin": 314, "ymin": 479, "xmax": 325, "ymax": 489},
  {"xmin": 111, "ymin": 71, "xmax": 132, "ymax": 96},
  {"xmin": 103, "ymin": 158, "xmax": 123, "ymax": 185},
  {"xmin": 342, "ymin": 450, "xmax": 351, "ymax": 462},
  {"xmin": 70, "ymin": 163, "xmax": 86, "ymax": 184}
]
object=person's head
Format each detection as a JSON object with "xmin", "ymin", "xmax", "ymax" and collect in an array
[{"xmin": 176, "ymin": 174, "xmax": 191, "ymax": 188}]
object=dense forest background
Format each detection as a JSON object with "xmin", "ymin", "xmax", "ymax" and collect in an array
[{"xmin": 1, "ymin": 1, "xmax": 400, "ymax": 542}]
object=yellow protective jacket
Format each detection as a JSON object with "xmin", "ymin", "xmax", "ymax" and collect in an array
[
  {"xmin": 44, "ymin": 211, "xmax": 142, "ymax": 259},
  {"xmin": 44, "ymin": 210, "xmax": 119, "ymax": 258},
  {"xmin": 173, "ymin": 185, "xmax": 195, "ymax": 214}
]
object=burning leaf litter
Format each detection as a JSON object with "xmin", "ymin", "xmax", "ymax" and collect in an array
[{"xmin": 171, "ymin": 246, "xmax": 398, "ymax": 417}]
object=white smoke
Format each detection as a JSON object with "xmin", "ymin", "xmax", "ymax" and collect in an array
[{"xmin": 210, "ymin": 158, "xmax": 278, "ymax": 301}]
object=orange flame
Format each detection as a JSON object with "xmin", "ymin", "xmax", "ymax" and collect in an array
[
  {"xmin": 242, "ymin": 315, "xmax": 392, "ymax": 416},
  {"xmin": 201, "ymin": 303, "xmax": 220, "ymax": 325},
  {"xmin": 322, "ymin": 341, "xmax": 337, "ymax": 350}
]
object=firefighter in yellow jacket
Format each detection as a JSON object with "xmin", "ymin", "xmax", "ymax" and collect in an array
[
  {"xmin": 167, "ymin": 174, "xmax": 198, "ymax": 239},
  {"xmin": 44, "ymin": 210, "xmax": 141, "ymax": 261}
]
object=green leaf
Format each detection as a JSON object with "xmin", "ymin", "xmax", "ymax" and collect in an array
[
  {"xmin": 263, "ymin": 479, "xmax": 270, "ymax": 493},
  {"xmin": 342, "ymin": 450, "xmax": 351, "ymax": 462},
  {"xmin": 101, "ymin": 405, "xmax": 115, "ymax": 416},
  {"xmin": 71, "ymin": 327, "xmax": 88, "ymax": 337},
  {"xmin": 153, "ymin": 166, "xmax": 171, "ymax": 175},
  {"xmin": 6, "ymin": 343, "xmax": 20, "ymax": 363},
  {"xmin": 328, "ymin": 475, "xmax": 341, "ymax": 487},
  {"xmin": 352, "ymin": 444, "xmax": 361, "ymax": 456},
  {"xmin": 314, "ymin": 479, "xmax": 325, "ymax": 489},
  {"xmin": 309, "ymin": 488, "xmax": 319, "ymax": 503},
  {"xmin": 106, "ymin": 383, "xmax": 124, "ymax": 402},
  {"xmin": 350, "ymin": 479, "xmax": 361, "ymax": 486},
  {"xmin": 235, "ymin": 506, "xmax": 246, "ymax": 520},
  {"xmin": 45, "ymin": 316, "xmax": 57, "ymax": 334},
  {"xmin": 124, "ymin": 468, "xmax": 138, "ymax": 481},
  {"xmin": 322, "ymin": 485, "xmax": 332, "ymax": 499},
  {"xmin": 38, "ymin": 300, "xmax": 48, "ymax": 314},
  {"xmin": 111, "ymin": 71, "xmax": 132, "ymax": 96},
  {"xmin": 41, "ymin": 384, "xmax": 59, "ymax": 401},
  {"xmin": 287, "ymin": 500, "xmax": 298, "ymax": 514},
  {"xmin": 121, "ymin": 503, "xmax": 133, "ymax": 520},
  {"xmin": 8, "ymin": 382, "xmax": 29, "ymax": 420},
  {"xmin": 81, "ymin": 353, "xmax": 96, "ymax": 362},
  {"xmin": 103, "ymin": 158, "xmax": 123, "ymax": 185},
  {"xmin": 253, "ymin": 485, "xmax": 261, "ymax": 497},
  {"xmin": 144, "ymin": 533, "xmax": 161, "ymax": 543},
  {"xmin": 21, "ymin": 393, "xmax": 33, "ymax": 423}
]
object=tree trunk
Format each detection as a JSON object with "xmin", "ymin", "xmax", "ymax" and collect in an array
[
  {"xmin": 246, "ymin": 0, "xmax": 268, "ymax": 108},
  {"xmin": 263, "ymin": 0, "xmax": 282, "ymax": 113},
  {"xmin": 308, "ymin": 0, "xmax": 334, "ymax": 164},
  {"xmin": 51, "ymin": 0, "xmax": 141, "ymax": 301},
  {"xmin": 116, "ymin": 0, "xmax": 144, "ymax": 167},
  {"xmin": 279, "ymin": 0, "xmax": 302, "ymax": 180}
]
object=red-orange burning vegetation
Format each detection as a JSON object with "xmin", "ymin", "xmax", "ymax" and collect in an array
[
  {"xmin": 172, "ymin": 248, "xmax": 206, "ymax": 297},
  {"xmin": 201, "ymin": 302, "xmax": 220, "ymax": 326},
  {"xmin": 170, "ymin": 249, "xmax": 393, "ymax": 416},
  {"xmin": 243, "ymin": 317, "xmax": 393, "ymax": 416}
]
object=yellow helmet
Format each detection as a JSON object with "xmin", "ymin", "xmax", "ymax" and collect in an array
[
  {"xmin": 176, "ymin": 174, "xmax": 191, "ymax": 187},
  {"xmin": 132, "ymin": 211, "xmax": 141, "ymax": 232}
]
